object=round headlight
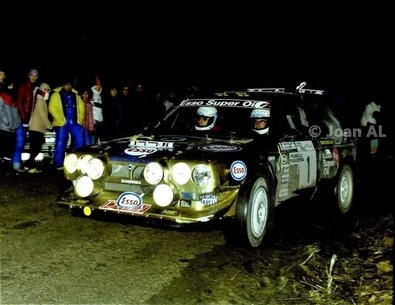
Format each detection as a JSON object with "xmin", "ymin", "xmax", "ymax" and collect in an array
[
  {"xmin": 192, "ymin": 164, "xmax": 212, "ymax": 186},
  {"xmin": 171, "ymin": 162, "xmax": 191, "ymax": 185},
  {"xmin": 87, "ymin": 158, "xmax": 105, "ymax": 180},
  {"xmin": 153, "ymin": 184, "xmax": 173, "ymax": 207},
  {"xmin": 75, "ymin": 175, "xmax": 94, "ymax": 197},
  {"xmin": 64, "ymin": 153, "xmax": 78, "ymax": 174},
  {"xmin": 77, "ymin": 155, "xmax": 93, "ymax": 174},
  {"xmin": 143, "ymin": 162, "xmax": 164, "ymax": 185}
]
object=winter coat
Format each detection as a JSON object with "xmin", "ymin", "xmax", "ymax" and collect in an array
[
  {"xmin": 0, "ymin": 93, "xmax": 20, "ymax": 132},
  {"xmin": 29, "ymin": 93, "xmax": 52, "ymax": 133},
  {"xmin": 49, "ymin": 87, "xmax": 84, "ymax": 127},
  {"xmin": 16, "ymin": 80, "xmax": 35, "ymax": 125}
]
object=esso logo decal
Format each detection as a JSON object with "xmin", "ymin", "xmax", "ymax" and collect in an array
[
  {"xmin": 124, "ymin": 148, "xmax": 157, "ymax": 156},
  {"xmin": 116, "ymin": 192, "xmax": 142, "ymax": 210},
  {"xmin": 230, "ymin": 160, "xmax": 247, "ymax": 181},
  {"xmin": 198, "ymin": 145, "xmax": 242, "ymax": 152}
]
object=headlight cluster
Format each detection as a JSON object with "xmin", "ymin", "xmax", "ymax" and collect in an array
[
  {"xmin": 64, "ymin": 153, "xmax": 107, "ymax": 198},
  {"xmin": 169, "ymin": 162, "xmax": 212, "ymax": 186},
  {"xmin": 64, "ymin": 153, "xmax": 106, "ymax": 181},
  {"xmin": 144, "ymin": 161, "xmax": 213, "ymax": 207}
]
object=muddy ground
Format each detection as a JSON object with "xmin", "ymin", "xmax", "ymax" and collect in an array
[{"xmin": 0, "ymin": 159, "xmax": 393, "ymax": 305}]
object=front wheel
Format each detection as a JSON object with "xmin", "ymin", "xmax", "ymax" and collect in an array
[
  {"xmin": 226, "ymin": 176, "xmax": 273, "ymax": 248},
  {"xmin": 335, "ymin": 164, "xmax": 354, "ymax": 215}
]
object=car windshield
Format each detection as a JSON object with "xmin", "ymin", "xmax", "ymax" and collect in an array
[{"xmin": 150, "ymin": 102, "xmax": 271, "ymax": 138}]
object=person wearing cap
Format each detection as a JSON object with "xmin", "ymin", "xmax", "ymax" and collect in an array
[
  {"xmin": 25, "ymin": 83, "xmax": 52, "ymax": 173},
  {"xmin": 11, "ymin": 68, "xmax": 40, "ymax": 172},
  {"xmin": 49, "ymin": 80, "xmax": 84, "ymax": 169}
]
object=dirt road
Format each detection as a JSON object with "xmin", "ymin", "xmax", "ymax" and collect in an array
[{"xmin": 0, "ymin": 162, "xmax": 393, "ymax": 304}]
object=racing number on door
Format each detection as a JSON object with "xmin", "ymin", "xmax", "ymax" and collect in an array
[
  {"xmin": 293, "ymin": 141, "xmax": 317, "ymax": 189},
  {"xmin": 279, "ymin": 140, "xmax": 317, "ymax": 191}
]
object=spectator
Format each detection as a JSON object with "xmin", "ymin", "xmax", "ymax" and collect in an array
[
  {"xmin": 0, "ymin": 67, "xmax": 19, "ymax": 174},
  {"xmin": 26, "ymin": 83, "xmax": 52, "ymax": 173},
  {"xmin": 12, "ymin": 68, "xmax": 39, "ymax": 172},
  {"xmin": 103, "ymin": 85, "xmax": 123, "ymax": 140},
  {"xmin": 360, "ymin": 100, "xmax": 382, "ymax": 157},
  {"xmin": 91, "ymin": 75, "xmax": 103, "ymax": 143},
  {"xmin": 80, "ymin": 88, "xmax": 95, "ymax": 146},
  {"xmin": 119, "ymin": 83, "xmax": 133, "ymax": 136},
  {"xmin": 49, "ymin": 79, "xmax": 84, "ymax": 169},
  {"xmin": 149, "ymin": 92, "xmax": 167, "ymax": 128},
  {"xmin": 0, "ymin": 65, "xmax": 14, "ymax": 94}
]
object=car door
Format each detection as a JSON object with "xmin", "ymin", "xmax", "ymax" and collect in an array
[{"xmin": 274, "ymin": 107, "xmax": 317, "ymax": 201}]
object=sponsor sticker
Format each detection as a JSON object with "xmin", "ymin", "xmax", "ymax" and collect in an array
[
  {"xmin": 198, "ymin": 145, "xmax": 242, "ymax": 152},
  {"xmin": 100, "ymin": 199, "xmax": 151, "ymax": 214},
  {"xmin": 320, "ymin": 138, "xmax": 335, "ymax": 146},
  {"xmin": 129, "ymin": 140, "xmax": 174, "ymax": 149},
  {"xmin": 230, "ymin": 160, "xmax": 247, "ymax": 181},
  {"xmin": 179, "ymin": 99, "xmax": 270, "ymax": 109},
  {"xmin": 124, "ymin": 147, "xmax": 157, "ymax": 156},
  {"xmin": 200, "ymin": 194, "xmax": 218, "ymax": 206},
  {"xmin": 161, "ymin": 209, "xmax": 178, "ymax": 216},
  {"xmin": 116, "ymin": 192, "xmax": 143, "ymax": 210},
  {"xmin": 289, "ymin": 152, "xmax": 305, "ymax": 164}
]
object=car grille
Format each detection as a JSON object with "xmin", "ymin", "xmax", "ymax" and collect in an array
[
  {"xmin": 103, "ymin": 182, "xmax": 143, "ymax": 193},
  {"xmin": 110, "ymin": 164, "xmax": 129, "ymax": 177},
  {"xmin": 104, "ymin": 163, "xmax": 146, "ymax": 193},
  {"xmin": 110, "ymin": 163, "xmax": 145, "ymax": 179}
]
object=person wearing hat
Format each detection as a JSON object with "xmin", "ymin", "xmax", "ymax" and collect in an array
[
  {"xmin": 49, "ymin": 79, "xmax": 85, "ymax": 169},
  {"xmin": 11, "ymin": 68, "xmax": 39, "ymax": 172}
]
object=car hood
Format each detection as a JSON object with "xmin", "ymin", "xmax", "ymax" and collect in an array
[{"xmin": 84, "ymin": 134, "xmax": 256, "ymax": 163}]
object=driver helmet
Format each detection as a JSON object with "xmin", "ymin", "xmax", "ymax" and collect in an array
[
  {"xmin": 195, "ymin": 106, "xmax": 218, "ymax": 131},
  {"xmin": 251, "ymin": 108, "xmax": 270, "ymax": 134}
]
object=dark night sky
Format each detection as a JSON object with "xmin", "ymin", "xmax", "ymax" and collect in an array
[{"xmin": 3, "ymin": 3, "xmax": 391, "ymax": 100}]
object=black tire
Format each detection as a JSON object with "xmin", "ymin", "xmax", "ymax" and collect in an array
[
  {"xmin": 334, "ymin": 164, "xmax": 354, "ymax": 215},
  {"xmin": 225, "ymin": 176, "xmax": 273, "ymax": 248}
]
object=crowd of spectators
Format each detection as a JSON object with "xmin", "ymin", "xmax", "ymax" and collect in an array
[{"xmin": 0, "ymin": 66, "xmax": 188, "ymax": 175}]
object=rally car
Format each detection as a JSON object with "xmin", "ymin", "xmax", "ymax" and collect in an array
[{"xmin": 57, "ymin": 83, "xmax": 357, "ymax": 247}]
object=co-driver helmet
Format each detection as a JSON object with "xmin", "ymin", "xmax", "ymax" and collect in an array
[{"xmin": 250, "ymin": 108, "xmax": 270, "ymax": 134}]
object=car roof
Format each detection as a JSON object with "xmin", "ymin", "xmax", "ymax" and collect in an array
[{"xmin": 183, "ymin": 87, "xmax": 325, "ymax": 106}]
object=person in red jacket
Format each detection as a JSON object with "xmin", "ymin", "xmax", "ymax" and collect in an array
[{"xmin": 11, "ymin": 68, "xmax": 39, "ymax": 172}]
